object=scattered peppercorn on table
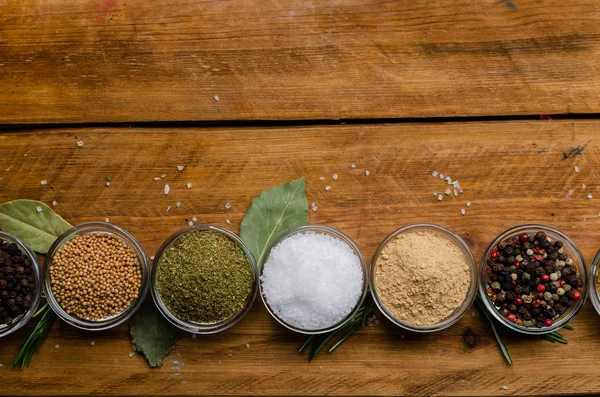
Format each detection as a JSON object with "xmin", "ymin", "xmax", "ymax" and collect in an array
[{"xmin": 2, "ymin": 0, "xmax": 600, "ymax": 396}]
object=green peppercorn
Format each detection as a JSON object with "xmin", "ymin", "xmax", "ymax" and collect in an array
[
  {"xmin": 522, "ymin": 272, "xmax": 531, "ymax": 281},
  {"xmin": 491, "ymin": 281, "xmax": 501, "ymax": 291},
  {"xmin": 511, "ymin": 273, "xmax": 518, "ymax": 281},
  {"xmin": 557, "ymin": 287, "xmax": 565, "ymax": 296},
  {"xmin": 563, "ymin": 284, "xmax": 572, "ymax": 292},
  {"xmin": 523, "ymin": 294, "xmax": 533, "ymax": 304},
  {"xmin": 550, "ymin": 272, "xmax": 559, "ymax": 281},
  {"xmin": 552, "ymin": 293, "xmax": 559, "ymax": 301},
  {"xmin": 522, "ymin": 320, "xmax": 534, "ymax": 327},
  {"xmin": 550, "ymin": 281, "xmax": 560, "ymax": 290},
  {"xmin": 543, "ymin": 291, "xmax": 553, "ymax": 301}
]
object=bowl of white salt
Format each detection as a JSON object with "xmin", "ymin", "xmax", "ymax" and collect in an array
[{"xmin": 259, "ymin": 224, "xmax": 368, "ymax": 334}]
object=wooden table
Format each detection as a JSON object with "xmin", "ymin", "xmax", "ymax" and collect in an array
[{"xmin": 2, "ymin": 1, "xmax": 600, "ymax": 396}]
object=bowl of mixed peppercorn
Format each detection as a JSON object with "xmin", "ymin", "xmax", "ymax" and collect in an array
[
  {"xmin": 0, "ymin": 232, "xmax": 42, "ymax": 338},
  {"xmin": 479, "ymin": 225, "xmax": 587, "ymax": 334}
]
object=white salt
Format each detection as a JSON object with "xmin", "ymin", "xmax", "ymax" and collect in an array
[
  {"xmin": 176, "ymin": 202, "xmax": 181, "ymax": 208},
  {"xmin": 225, "ymin": 202, "xmax": 232, "ymax": 209},
  {"xmin": 432, "ymin": 171, "xmax": 438, "ymax": 177},
  {"xmin": 91, "ymin": 341, "xmax": 95, "ymax": 346},
  {"xmin": 444, "ymin": 189, "xmax": 451, "ymax": 195},
  {"xmin": 154, "ymin": 177, "xmax": 160, "ymax": 181},
  {"xmin": 164, "ymin": 184, "xmax": 170, "ymax": 195},
  {"xmin": 104, "ymin": 218, "xmax": 109, "ymax": 223},
  {"xmin": 77, "ymin": 141, "xmax": 84, "ymax": 147},
  {"xmin": 52, "ymin": 201, "xmax": 57, "ymax": 207},
  {"xmin": 55, "ymin": 344, "xmax": 60, "ymax": 349},
  {"xmin": 214, "ymin": 95, "xmax": 219, "ymax": 102},
  {"xmin": 261, "ymin": 232, "xmax": 363, "ymax": 330},
  {"xmin": 245, "ymin": 343, "xmax": 250, "ymax": 349},
  {"xmin": 187, "ymin": 183, "xmax": 192, "ymax": 189},
  {"xmin": 461, "ymin": 209, "xmax": 466, "ymax": 215},
  {"xmin": 311, "ymin": 202, "xmax": 318, "ymax": 212},
  {"xmin": 332, "ymin": 174, "xmax": 338, "ymax": 180},
  {"xmin": 437, "ymin": 194, "xmax": 443, "ymax": 201},
  {"xmin": 319, "ymin": 176, "xmax": 325, "ymax": 181},
  {"xmin": 105, "ymin": 182, "xmax": 111, "ymax": 187},
  {"xmin": 574, "ymin": 166, "xmax": 580, "ymax": 173},
  {"xmin": 325, "ymin": 185, "xmax": 331, "ymax": 191},
  {"xmin": 466, "ymin": 202, "xmax": 471, "ymax": 207},
  {"xmin": 351, "ymin": 164, "xmax": 357, "ymax": 169},
  {"xmin": 41, "ymin": 180, "xmax": 47, "ymax": 186},
  {"xmin": 129, "ymin": 352, "xmax": 135, "ymax": 358},
  {"xmin": 166, "ymin": 206, "xmax": 172, "ymax": 212},
  {"xmin": 582, "ymin": 184, "xmax": 586, "ymax": 189},
  {"xmin": 188, "ymin": 221, "xmax": 194, "ymax": 227},
  {"xmin": 226, "ymin": 219, "xmax": 231, "ymax": 224},
  {"xmin": 588, "ymin": 194, "xmax": 593, "ymax": 199},
  {"xmin": 365, "ymin": 170, "xmax": 370, "ymax": 176},
  {"xmin": 192, "ymin": 217, "xmax": 197, "ymax": 222},
  {"xmin": 439, "ymin": 174, "xmax": 444, "ymax": 179},
  {"xmin": 177, "ymin": 165, "xmax": 184, "ymax": 171},
  {"xmin": 36, "ymin": 206, "xmax": 42, "ymax": 213},
  {"xmin": 151, "ymin": 256, "xmax": 155, "ymax": 261},
  {"xmin": 162, "ymin": 174, "xmax": 167, "ymax": 178}
]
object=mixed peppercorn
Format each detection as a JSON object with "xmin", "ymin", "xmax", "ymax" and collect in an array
[
  {"xmin": 0, "ymin": 241, "xmax": 36, "ymax": 326},
  {"xmin": 486, "ymin": 231, "xmax": 583, "ymax": 328}
]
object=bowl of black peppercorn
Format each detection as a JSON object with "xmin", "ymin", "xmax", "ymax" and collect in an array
[
  {"xmin": 478, "ymin": 224, "xmax": 587, "ymax": 335},
  {"xmin": 0, "ymin": 232, "xmax": 42, "ymax": 338}
]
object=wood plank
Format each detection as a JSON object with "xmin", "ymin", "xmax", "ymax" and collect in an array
[
  {"xmin": 1, "ymin": 120, "xmax": 600, "ymax": 396},
  {"xmin": 1, "ymin": 1, "xmax": 600, "ymax": 123}
]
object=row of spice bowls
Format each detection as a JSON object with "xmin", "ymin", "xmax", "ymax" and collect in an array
[{"xmin": 0, "ymin": 221, "xmax": 594, "ymax": 338}]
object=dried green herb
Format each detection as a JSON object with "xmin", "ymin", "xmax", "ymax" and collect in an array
[
  {"xmin": 240, "ymin": 177, "xmax": 308, "ymax": 267},
  {"xmin": 130, "ymin": 298, "xmax": 182, "ymax": 368},
  {"xmin": 13, "ymin": 304, "xmax": 57, "ymax": 369},
  {"xmin": 0, "ymin": 200, "xmax": 71, "ymax": 254},
  {"xmin": 156, "ymin": 230, "xmax": 253, "ymax": 323}
]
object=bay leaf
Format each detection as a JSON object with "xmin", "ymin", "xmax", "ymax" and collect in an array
[
  {"xmin": 240, "ymin": 177, "xmax": 309, "ymax": 267},
  {"xmin": 130, "ymin": 298, "xmax": 182, "ymax": 368},
  {"xmin": 0, "ymin": 199, "xmax": 72, "ymax": 254}
]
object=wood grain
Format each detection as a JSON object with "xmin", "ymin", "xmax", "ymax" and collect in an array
[
  {"xmin": 1, "ymin": 0, "xmax": 600, "ymax": 123},
  {"xmin": 1, "ymin": 120, "xmax": 600, "ymax": 396}
]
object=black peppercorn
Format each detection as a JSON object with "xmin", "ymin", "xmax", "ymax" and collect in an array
[{"xmin": 0, "ymin": 241, "xmax": 36, "ymax": 326}]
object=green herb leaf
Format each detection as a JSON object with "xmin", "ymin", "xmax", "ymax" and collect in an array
[
  {"xmin": 129, "ymin": 298, "xmax": 182, "ymax": 368},
  {"xmin": 240, "ymin": 177, "xmax": 309, "ymax": 267},
  {"xmin": 106, "ymin": 176, "xmax": 112, "ymax": 182},
  {"xmin": 13, "ymin": 303, "xmax": 57, "ymax": 369},
  {"xmin": 0, "ymin": 200, "xmax": 71, "ymax": 254}
]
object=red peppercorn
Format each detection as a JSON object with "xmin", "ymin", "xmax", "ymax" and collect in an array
[
  {"xmin": 515, "ymin": 318, "xmax": 523, "ymax": 326},
  {"xmin": 534, "ymin": 255, "xmax": 544, "ymax": 261},
  {"xmin": 519, "ymin": 233, "xmax": 530, "ymax": 243},
  {"xmin": 541, "ymin": 274, "xmax": 550, "ymax": 282},
  {"xmin": 545, "ymin": 319, "xmax": 553, "ymax": 327},
  {"xmin": 515, "ymin": 297, "xmax": 523, "ymax": 306},
  {"xmin": 487, "ymin": 287, "xmax": 493, "ymax": 295},
  {"xmin": 486, "ymin": 267, "xmax": 493, "ymax": 274},
  {"xmin": 511, "ymin": 237, "xmax": 519, "ymax": 244},
  {"xmin": 511, "ymin": 280, "xmax": 516, "ymax": 285},
  {"xmin": 514, "ymin": 261, "xmax": 520, "ymax": 268},
  {"xmin": 551, "ymin": 211, "xmax": 556, "ymax": 216},
  {"xmin": 559, "ymin": 279, "xmax": 566, "ymax": 287},
  {"xmin": 507, "ymin": 314, "xmax": 516, "ymax": 322},
  {"xmin": 537, "ymin": 284, "xmax": 545, "ymax": 293},
  {"xmin": 572, "ymin": 290, "xmax": 582, "ymax": 301},
  {"xmin": 490, "ymin": 250, "xmax": 499, "ymax": 259},
  {"xmin": 501, "ymin": 309, "xmax": 509, "ymax": 317}
]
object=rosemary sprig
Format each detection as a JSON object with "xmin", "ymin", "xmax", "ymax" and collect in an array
[
  {"xmin": 475, "ymin": 296, "xmax": 573, "ymax": 365},
  {"xmin": 13, "ymin": 303, "xmax": 57, "ymax": 369},
  {"xmin": 300, "ymin": 293, "xmax": 374, "ymax": 362}
]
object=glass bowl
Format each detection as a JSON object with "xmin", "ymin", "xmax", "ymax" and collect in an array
[
  {"xmin": 479, "ymin": 224, "xmax": 587, "ymax": 335},
  {"xmin": 0, "ymin": 232, "xmax": 42, "ymax": 338},
  {"xmin": 586, "ymin": 249, "xmax": 600, "ymax": 319},
  {"xmin": 151, "ymin": 224, "xmax": 258, "ymax": 334},
  {"xmin": 44, "ymin": 222, "xmax": 150, "ymax": 331},
  {"xmin": 370, "ymin": 223, "xmax": 477, "ymax": 333},
  {"xmin": 259, "ymin": 224, "xmax": 369, "ymax": 335}
]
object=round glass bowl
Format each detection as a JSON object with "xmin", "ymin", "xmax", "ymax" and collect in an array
[
  {"xmin": 151, "ymin": 224, "xmax": 258, "ymax": 334},
  {"xmin": 259, "ymin": 224, "xmax": 369, "ymax": 335},
  {"xmin": 44, "ymin": 222, "xmax": 150, "ymax": 331},
  {"xmin": 590, "ymin": 249, "xmax": 600, "ymax": 318},
  {"xmin": 370, "ymin": 223, "xmax": 477, "ymax": 333},
  {"xmin": 0, "ymin": 232, "xmax": 42, "ymax": 338},
  {"xmin": 479, "ymin": 224, "xmax": 587, "ymax": 335}
]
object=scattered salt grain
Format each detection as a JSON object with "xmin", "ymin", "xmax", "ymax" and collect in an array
[
  {"xmin": 41, "ymin": 180, "xmax": 47, "ymax": 186},
  {"xmin": 453, "ymin": 189, "xmax": 458, "ymax": 196},
  {"xmin": 162, "ymin": 174, "xmax": 167, "ymax": 178},
  {"xmin": 319, "ymin": 365, "xmax": 323, "ymax": 370},
  {"xmin": 461, "ymin": 209, "xmax": 466, "ymax": 215},
  {"xmin": 245, "ymin": 343, "xmax": 250, "ymax": 349},
  {"xmin": 471, "ymin": 311, "xmax": 475, "ymax": 318},
  {"xmin": 351, "ymin": 164, "xmax": 357, "ymax": 169},
  {"xmin": 129, "ymin": 352, "xmax": 135, "ymax": 358},
  {"xmin": 151, "ymin": 256, "xmax": 155, "ymax": 261},
  {"xmin": 437, "ymin": 194, "xmax": 443, "ymax": 201},
  {"xmin": 226, "ymin": 219, "xmax": 231, "ymax": 224},
  {"xmin": 164, "ymin": 184, "xmax": 170, "ymax": 195},
  {"xmin": 188, "ymin": 221, "xmax": 193, "ymax": 227},
  {"xmin": 225, "ymin": 202, "xmax": 232, "ymax": 209},
  {"xmin": 588, "ymin": 194, "xmax": 593, "ymax": 199},
  {"xmin": 440, "ymin": 174, "xmax": 444, "ymax": 179},
  {"xmin": 167, "ymin": 206, "xmax": 172, "ymax": 212},
  {"xmin": 575, "ymin": 166, "xmax": 580, "ymax": 173},
  {"xmin": 52, "ymin": 201, "xmax": 57, "ymax": 207},
  {"xmin": 332, "ymin": 174, "xmax": 338, "ymax": 180},
  {"xmin": 466, "ymin": 202, "xmax": 471, "ymax": 207},
  {"xmin": 502, "ymin": 386, "xmax": 508, "ymax": 390},
  {"xmin": 154, "ymin": 177, "xmax": 160, "ymax": 181},
  {"xmin": 311, "ymin": 202, "xmax": 318, "ymax": 212},
  {"xmin": 582, "ymin": 184, "xmax": 587, "ymax": 189},
  {"xmin": 91, "ymin": 341, "xmax": 95, "ymax": 346},
  {"xmin": 0, "ymin": 364, "xmax": 3, "ymax": 368},
  {"xmin": 104, "ymin": 218, "xmax": 109, "ymax": 223},
  {"xmin": 187, "ymin": 183, "xmax": 192, "ymax": 189},
  {"xmin": 325, "ymin": 185, "xmax": 331, "ymax": 191},
  {"xmin": 36, "ymin": 206, "xmax": 42, "ymax": 213},
  {"xmin": 261, "ymin": 231, "xmax": 364, "ymax": 330},
  {"xmin": 192, "ymin": 217, "xmax": 197, "ymax": 222},
  {"xmin": 105, "ymin": 182, "xmax": 111, "ymax": 187},
  {"xmin": 176, "ymin": 202, "xmax": 181, "ymax": 208},
  {"xmin": 77, "ymin": 141, "xmax": 84, "ymax": 147},
  {"xmin": 459, "ymin": 189, "xmax": 463, "ymax": 193},
  {"xmin": 432, "ymin": 171, "xmax": 438, "ymax": 177},
  {"xmin": 177, "ymin": 165, "xmax": 184, "ymax": 171},
  {"xmin": 446, "ymin": 177, "xmax": 452, "ymax": 184},
  {"xmin": 433, "ymin": 192, "xmax": 437, "ymax": 196},
  {"xmin": 214, "ymin": 95, "xmax": 219, "ymax": 102},
  {"xmin": 192, "ymin": 334, "xmax": 197, "ymax": 339},
  {"xmin": 319, "ymin": 176, "xmax": 325, "ymax": 181},
  {"xmin": 55, "ymin": 344, "xmax": 60, "ymax": 349},
  {"xmin": 444, "ymin": 189, "xmax": 451, "ymax": 195},
  {"xmin": 365, "ymin": 170, "xmax": 370, "ymax": 176}
]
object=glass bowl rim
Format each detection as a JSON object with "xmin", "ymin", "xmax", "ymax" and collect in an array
[
  {"xmin": 478, "ymin": 223, "xmax": 587, "ymax": 335},
  {"xmin": 150, "ymin": 224, "xmax": 259, "ymax": 335},
  {"xmin": 369, "ymin": 222, "xmax": 478, "ymax": 333},
  {"xmin": 259, "ymin": 223, "xmax": 369, "ymax": 335},
  {"xmin": 43, "ymin": 221, "xmax": 150, "ymax": 331},
  {"xmin": 0, "ymin": 231, "xmax": 43, "ymax": 338}
]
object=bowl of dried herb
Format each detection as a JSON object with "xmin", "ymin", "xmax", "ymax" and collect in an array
[{"xmin": 151, "ymin": 224, "xmax": 258, "ymax": 334}]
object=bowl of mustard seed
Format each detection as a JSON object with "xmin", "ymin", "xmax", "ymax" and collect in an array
[
  {"xmin": 43, "ymin": 222, "xmax": 149, "ymax": 331},
  {"xmin": 151, "ymin": 225, "xmax": 258, "ymax": 334}
]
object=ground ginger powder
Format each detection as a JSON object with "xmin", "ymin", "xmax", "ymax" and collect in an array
[{"xmin": 374, "ymin": 229, "xmax": 471, "ymax": 326}]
